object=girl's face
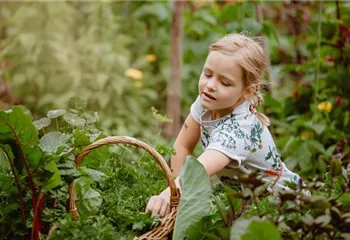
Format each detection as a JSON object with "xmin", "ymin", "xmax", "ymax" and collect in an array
[{"xmin": 198, "ymin": 51, "xmax": 248, "ymax": 119}]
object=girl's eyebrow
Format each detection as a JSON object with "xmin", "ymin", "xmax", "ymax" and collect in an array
[
  {"xmin": 219, "ymin": 73, "xmax": 235, "ymax": 83},
  {"xmin": 203, "ymin": 66, "xmax": 235, "ymax": 83}
]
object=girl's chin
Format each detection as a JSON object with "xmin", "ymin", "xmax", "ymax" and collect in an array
[{"xmin": 200, "ymin": 100, "xmax": 215, "ymax": 110}]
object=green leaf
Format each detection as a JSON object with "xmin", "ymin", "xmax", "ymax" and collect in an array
[
  {"xmin": 185, "ymin": 214, "xmax": 218, "ymax": 239},
  {"xmin": 173, "ymin": 156, "xmax": 212, "ymax": 240},
  {"xmin": 47, "ymin": 109, "xmax": 66, "ymax": 119},
  {"xmin": 39, "ymin": 132, "xmax": 70, "ymax": 155},
  {"xmin": 74, "ymin": 177, "xmax": 102, "ymax": 217},
  {"xmin": 63, "ymin": 113, "xmax": 86, "ymax": 126},
  {"xmin": 304, "ymin": 121, "xmax": 326, "ymax": 135},
  {"xmin": 307, "ymin": 140, "xmax": 325, "ymax": 153},
  {"xmin": 43, "ymin": 160, "xmax": 61, "ymax": 192},
  {"xmin": 295, "ymin": 142, "xmax": 312, "ymax": 170},
  {"xmin": 33, "ymin": 117, "xmax": 51, "ymax": 130},
  {"xmin": 338, "ymin": 193, "xmax": 350, "ymax": 205},
  {"xmin": 214, "ymin": 195, "xmax": 232, "ymax": 226},
  {"xmin": 241, "ymin": 220, "xmax": 282, "ymax": 240},
  {"xmin": 230, "ymin": 217, "xmax": 260, "ymax": 240},
  {"xmin": 78, "ymin": 167, "xmax": 106, "ymax": 181},
  {"xmin": 231, "ymin": 218, "xmax": 281, "ymax": 240},
  {"xmin": 0, "ymin": 106, "xmax": 40, "ymax": 168},
  {"xmin": 73, "ymin": 129, "xmax": 91, "ymax": 146}
]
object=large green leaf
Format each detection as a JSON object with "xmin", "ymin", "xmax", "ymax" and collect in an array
[
  {"xmin": 173, "ymin": 156, "xmax": 212, "ymax": 240},
  {"xmin": 0, "ymin": 106, "xmax": 41, "ymax": 168}
]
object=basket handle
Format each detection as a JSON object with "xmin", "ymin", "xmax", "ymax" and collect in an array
[{"xmin": 69, "ymin": 136, "xmax": 180, "ymax": 220}]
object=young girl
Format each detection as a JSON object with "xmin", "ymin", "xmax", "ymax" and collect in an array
[{"xmin": 146, "ymin": 33, "xmax": 305, "ymax": 217}]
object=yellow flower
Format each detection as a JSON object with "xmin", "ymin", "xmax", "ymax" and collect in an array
[
  {"xmin": 146, "ymin": 54, "xmax": 157, "ymax": 62},
  {"xmin": 317, "ymin": 101, "xmax": 333, "ymax": 112},
  {"xmin": 345, "ymin": 111, "xmax": 349, "ymax": 116},
  {"xmin": 300, "ymin": 131, "xmax": 311, "ymax": 138},
  {"xmin": 133, "ymin": 81, "xmax": 143, "ymax": 88},
  {"xmin": 125, "ymin": 68, "xmax": 143, "ymax": 80}
]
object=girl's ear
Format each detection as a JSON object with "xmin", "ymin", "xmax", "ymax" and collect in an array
[{"xmin": 243, "ymin": 85, "xmax": 256, "ymax": 100}]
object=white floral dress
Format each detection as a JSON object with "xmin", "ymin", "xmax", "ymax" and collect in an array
[{"xmin": 190, "ymin": 96, "xmax": 303, "ymax": 191}]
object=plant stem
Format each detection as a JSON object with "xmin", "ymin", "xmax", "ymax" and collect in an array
[
  {"xmin": 7, "ymin": 124, "xmax": 37, "ymax": 213},
  {"xmin": 314, "ymin": 0, "xmax": 323, "ymax": 113},
  {"xmin": 253, "ymin": 195, "xmax": 262, "ymax": 218},
  {"xmin": 1, "ymin": 146, "xmax": 26, "ymax": 225},
  {"xmin": 55, "ymin": 118, "xmax": 59, "ymax": 131},
  {"xmin": 31, "ymin": 194, "xmax": 45, "ymax": 240}
]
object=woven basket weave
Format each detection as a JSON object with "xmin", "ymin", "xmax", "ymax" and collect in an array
[{"xmin": 68, "ymin": 136, "xmax": 181, "ymax": 240}]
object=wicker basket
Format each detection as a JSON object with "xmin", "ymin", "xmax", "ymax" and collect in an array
[{"xmin": 68, "ymin": 136, "xmax": 181, "ymax": 240}]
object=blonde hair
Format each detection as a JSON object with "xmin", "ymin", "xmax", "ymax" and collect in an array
[{"xmin": 209, "ymin": 33, "xmax": 270, "ymax": 126}]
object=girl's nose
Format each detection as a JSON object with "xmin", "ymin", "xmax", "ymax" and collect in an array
[{"xmin": 206, "ymin": 78, "xmax": 217, "ymax": 91}]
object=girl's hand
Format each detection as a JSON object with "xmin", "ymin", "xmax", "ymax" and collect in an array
[{"xmin": 145, "ymin": 195, "xmax": 170, "ymax": 217}]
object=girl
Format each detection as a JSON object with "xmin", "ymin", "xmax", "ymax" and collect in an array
[{"xmin": 146, "ymin": 33, "xmax": 305, "ymax": 217}]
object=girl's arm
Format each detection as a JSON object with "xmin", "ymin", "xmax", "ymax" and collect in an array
[
  {"xmin": 146, "ymin": 149, "xmax": 231, "ymax": 217},
  {"xmin": 169, "ymin": 114, "xmax": 201, "ymax": 177}
]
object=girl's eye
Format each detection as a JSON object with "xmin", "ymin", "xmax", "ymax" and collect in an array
[
  {"xmin": 222, "ymin": 81, "xmax": 230, "ymax": 87},
  {"xmin": 204, "ymin": 72, "xmax": 212, "ymax": 78}
]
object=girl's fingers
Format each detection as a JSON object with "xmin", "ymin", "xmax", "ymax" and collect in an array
[
  {"xmin": 151, "ymin": 198, "xmax": 162, "ymax": 217},
  {"xmin": 159, "ymin": 200, "xmax": 169, "ymax": 217},
  {"xmin": 145, "ymin": 196, "xmax": 156, "ymax": 213}
]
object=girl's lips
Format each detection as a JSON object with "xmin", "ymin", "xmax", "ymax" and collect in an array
[{"xmin": 203, "ymin": 92, "xmax": 216, "ymax": 100}]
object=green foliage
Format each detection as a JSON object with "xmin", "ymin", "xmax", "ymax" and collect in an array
[
  {"xmin": 173, "ymin": 156, "xmax": 212, "ymax": 240},
  {"xmin": 0, "ymin": 104, "xmax": 168, "ymax": 239},
  {"xmin": 48, "ymin": 214, "xmax": 116, "ymax": 240},
  {"xmin": 0, "ymin": 2, "xmax": 159, "ymax": 138},
  {"xmin": 97, "ymin": 149, "xmax": 166, "ymax": 236}
]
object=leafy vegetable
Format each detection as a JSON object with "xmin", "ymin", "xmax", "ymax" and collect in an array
[{"xmin": 173, "ymin": 156, "xmax": 212, "ymax": 240}]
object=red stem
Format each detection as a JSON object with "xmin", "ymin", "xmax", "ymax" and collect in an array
[
  {"xmin": 1, "ymin": 146, "xmax": 26, "ymax": 225},
  {"xmin": 7, "ymin": 123, "xmax": 37, "ymax": 209},
  {"xmin": 31, "ymin": 195, "xmax": 45, "ymax": 240}
]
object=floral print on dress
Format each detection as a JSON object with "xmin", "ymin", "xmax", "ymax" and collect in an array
[
  {"xmin": 210, "ymin": 114, "xmax": 264, "ymax": 153},
  {"xmin": 265, "ymin": 145, "xmax": 281, "ymax": 169},
  {"xmin": 249, "ymin": 120, "xmax": 263, "ymax": 153},
  {"xmin": 201, "ymin": 125, "xmax": 210, "ymax": 148},
  {"xmin": 211, "ymin": 113, "xmax": 246, "ymax": 150},
  {"xmin": 290, "ymin": 174, "xmax": 299, "ymax": 185}
]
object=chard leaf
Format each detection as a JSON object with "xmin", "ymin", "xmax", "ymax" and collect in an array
[
  {"xmin": 39, "ymin": 132, "xmax": 70, "ymax": 155},
  {"xmin": 33, "ymin": 117, "xmax": 51, "ymax": 130},
  {"xmin": 47, "ymin": 109, "xmax": 66, "ymax": 119},
  {"xmin": 173, "ymin": 156, "xmax": 212, "ymax": 240},
  {"xmin": 0, "ymin": 106, "xmax": 41, "ymax": 168},
  {"xmin": 43, "ymin": 160, "xmax": 61, "ymax": 192}
]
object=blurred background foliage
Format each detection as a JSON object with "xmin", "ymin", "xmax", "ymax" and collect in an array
[{"xmin": 0, "ymin": 0, "xmax": 349, "ymax": 179}]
